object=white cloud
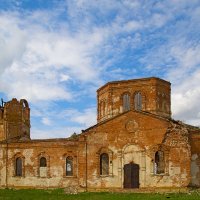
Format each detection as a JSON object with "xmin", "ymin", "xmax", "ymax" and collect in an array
[
  {"xmin": 0, "ymin": 11, "xmax": 103, "ymax": 102},
  {"xmin": 171, "ymin": 69, "xmax": 200, "ymax": 126},
  {"xmin": 61, "ymin": 107, "xmax": 97, "ymax": 127},
  {"xmin": 70, "ymin": 108, "xmax": 96, "ymax": 127},
  {"xmin": 123, "ymin": 20, "xmax": 142, "ymax": 32},
  {"xmin": 149, "ymin": 13, "xmax": 170, "ymax": 28},
  {"xmin": 0, "ymin": 0, "xmax": 177, "ymax": 90},
  {"xmin": 0, "ymin": 63, "xmax": 72, "ymax": 102},
  {"xmin": 0, "ymin": 1, "xmax": 154, "ymax": 104},
  {"xmin": 0, "ymin": 14, "xmax": 27, "ymax": 73},
  {"xmin": 31, "ymin": 126, "xmax": 84, "ymax": 139},
  {"xmin": 41, "ymin": 117, "xmax": 52, "ymax": 126},
  {"xmin": 0, "ymin": 0, "xmax": 200, "ymax": 138},
  {"xmin": 168, "ymin": 44, "xmax": 200, "ymax": 81},
  {"xmin": 30, "ymin": 104, "xmax": 97, "ymax": 139},
  {"xmin": 60, "ymin": 74, "xmax": 70, "ymax": 82}
]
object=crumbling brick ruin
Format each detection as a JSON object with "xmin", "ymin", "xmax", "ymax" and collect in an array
[{"xmin": 0, "ymin": 77, "xmax": 200, "ymax": 190}]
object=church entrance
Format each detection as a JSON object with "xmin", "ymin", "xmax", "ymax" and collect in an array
[{"xmin": 124, "ymin": 163, "xmax": 139, "ymax": 188}]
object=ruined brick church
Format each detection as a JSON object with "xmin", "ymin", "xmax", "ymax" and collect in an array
[{"xmin": 0, "ymin": 77, "xmax": 200, "ymax": 190}]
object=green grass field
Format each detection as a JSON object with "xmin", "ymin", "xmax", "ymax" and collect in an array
[{"xmin": 0, "ymin": 189, "xmax": 200, "ymax": 200}]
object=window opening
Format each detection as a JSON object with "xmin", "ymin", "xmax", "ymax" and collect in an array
[
  {"xmin": 16, "ymin": 157, "xmax": 22, "ymax": 176},
  {"xmin": 123, "ymin": 94, "xmax": 130, "ymax": 112},
  {"xmin": 155, "ymin": 151, "xmax": 165, "ymax": 174},
  {"xmin": 40, "ymin": 157, "xmax": 47, "ymax": 167},
  {"xmin": 134, "ymin": 92, "xmax": 142, "ymax": 110},
  {"xmin": 66, "ymin": 156, "xmax": 73, "ymax": 176},
  {"xmin": 100, "ymin": 153, "xmax": 109, "ymax": 175}
]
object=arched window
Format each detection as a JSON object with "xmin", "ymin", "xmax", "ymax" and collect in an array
[
  {"xmin": 134, "ymin": 92, "xmax": 142, "ymax": 110},
  {"xmin": 154, "ymin": 151, "xmax": 165, "ymax": 174},
  {"xmin": 20, "ymin": 99, "xmax": 29, "ymax": 108},
  {"xmin": 16, "ymin": 157, "xmax": 22, "ymax": 176},
  {"xmin": 40, "ymin": 157, "xmax": 47, "ymax": 167},
  {"xmin": 123, "ymin": 94, "xmax": 130, "ymax": 112},
  {"xmin": 100, "ymin": 153, "xmax": 109, "ymax": 175},
  {"xmin": 66, "ymin": 156, "xmax": 73, "ymax": 176}
]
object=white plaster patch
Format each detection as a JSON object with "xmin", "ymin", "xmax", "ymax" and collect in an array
[
  {"xmin": 173, "ymin": 167, "xmax": 180, "ymax": 174},
  {"xmin": 39, "ymin": 167, "xmax": 47, "ymax": 178},
  {"xmin": 191, "ymin": 153, "xmax": 198, "ymax": 161},
  {"xmin": 112, "ymin": 96, "xmax": 119, "ymax": 103}
]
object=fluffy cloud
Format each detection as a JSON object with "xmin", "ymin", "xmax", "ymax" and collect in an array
[
  {"xmin": 171, "ymin": 68, "xmax": 200, "ymax": 126},
  {"xmin": 60, "ymin": 107, "xmax": 97, "ymax": 127},
  {"xmin": 41, "ymin": 117, "xmax": 52, "ymax": 126},
  {"xmin": 0, "ymin": 0, "xmax": 177, "ymax": 103},
  {"xmin": 0, "ymin": 11, "xmax": 103, "ymax": 102},
  {"xmin": 31, "ymin": 106, "xmax": 96, "ymax": 139},
  {"xmin": 31, "ymin": 126, "xmax": 84, "ymax": 139},
  {"xmin": 0, "ymin": 14, "xmax": 27, "ymax": 73},
  {"xmin": 0, "ymin": 0, "xmax": 200, "ymax": 139}
]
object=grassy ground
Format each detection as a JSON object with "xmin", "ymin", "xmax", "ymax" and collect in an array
[{"xmin": 0, "ymin": 189, "xmax": 200, "ymax": 200}]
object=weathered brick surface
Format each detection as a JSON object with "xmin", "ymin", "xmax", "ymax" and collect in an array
[
  {"xmin": 83, "ymin": 112, "xmax": 191, "ymax": 188},
  {"xmin": 97, "ymin": 77, "xmax": 171, "ymax": 123},
  {"xmin": 0, "ymin": 140, "xmax": 79, "ymax": 188},
  {"xmin": 0, "ymin": 77, "xmax": 199, "ymax": 190}
]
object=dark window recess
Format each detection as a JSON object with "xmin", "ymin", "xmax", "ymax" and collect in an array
[
  {"xmin": 66, "ymin": 156, "xmax": 73, "ymax": 176},
  {"xmin": 16, "ymin": 157, "xmax": 22, "ymax": 176},
  {"xmin": 134, "ymin": 92, "xmax": 142, "ymax": 110},
  {"xmin": 100, "ymin": 153, "xmax": 109, "ymax": 175},
  {"xmin": 123, "ymin": 94, "xmax": 130, "ymax": 112},
  {"xmin": 40, "ymin": 157, "xmax": 47, "ymax": 167},
  {"xmin": 155, "ymin": 151, "xmax": 165, "ymax": 174}
]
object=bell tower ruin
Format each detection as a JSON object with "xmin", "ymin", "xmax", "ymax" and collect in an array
[{"xmin": 0, "ymin": 98, "xmax": 30, "ymax": 141}]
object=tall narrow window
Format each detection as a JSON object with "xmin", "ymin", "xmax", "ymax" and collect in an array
[
  {"xmin": 16, "ymin": 157, "xmax": 22, "ymax": 176},
  {"xmin": 39, "ymin": 156, "xmax": 48, "ymax": 177},
  {"xmin": 100, "ymin": 101, "xmax": 105, "ymax": 117},
  {"xmin": 155, "ymin": 151, "xmax": 165, "ymax": 174},
  {"xmin": 123, "ymin": 94, "xmax": 130, "ymax": 112},
  {"xmin": 40, "ymin": 157, "xmax": 47, "ymax": 167},
  {"xmin": 102, "ymin": 101, "xmax": 106, "ymax": 116},
  {"xmin": 100, "ymin": 101, "xmax": 103, "ymax": 117},
  {"xmin": 134, "ymin": 92, "xmax": 142, "ymax": 110},
  {"xmin": 100, "ymin": 153, "xmax": 109, "ymax": 175},
  {"xmin": 66, "ymin": 156, "xmax": 73, "ymax": 176}
]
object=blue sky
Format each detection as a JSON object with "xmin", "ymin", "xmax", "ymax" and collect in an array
[{"xmin": 0, "ymin": 0, "xmax": 200, "ymax": 139}]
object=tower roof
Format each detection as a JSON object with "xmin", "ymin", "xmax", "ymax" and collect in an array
[{"xmin": 97, "ymin": 77, "xmax": 171, "ymax": 92}]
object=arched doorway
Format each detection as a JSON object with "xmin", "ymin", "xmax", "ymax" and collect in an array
[{"xmin": 124, "ymin": 163, "xmax": 139, "ymax": 188}]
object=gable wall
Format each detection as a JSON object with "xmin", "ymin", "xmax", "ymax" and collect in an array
[{"xmin": 84, "ymin": 112, "xmax": 191, "ymax": 189}]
